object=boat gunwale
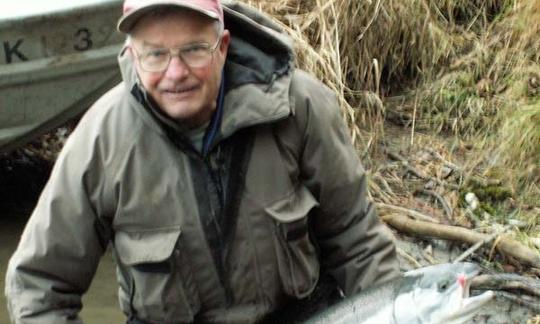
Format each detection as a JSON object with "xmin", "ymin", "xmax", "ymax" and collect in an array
[
  {"xmin": 0, "ymin": 44, "xmax": 123, "ymax": 88},
  {"xmin": 0, "ymin": 0, "xmax": 122, "ymax": 29}
]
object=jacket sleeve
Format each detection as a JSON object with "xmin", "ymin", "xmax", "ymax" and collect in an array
[
  {"xmin": 4, "ymin": 121, "xmax": 113, "ymax": 323},
  {"xmin": 291, "ymin": 71, "xmax": 400, "ymax": 296}
]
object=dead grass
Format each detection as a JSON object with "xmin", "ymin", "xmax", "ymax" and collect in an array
[{"xmin": 240, "ymin": 0, "xmax": 539, "ymax": 241}]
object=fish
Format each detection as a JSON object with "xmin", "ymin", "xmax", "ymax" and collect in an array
[{"xmin": 304, "ymin": 262, "xmax": 494, "ymax": 324}]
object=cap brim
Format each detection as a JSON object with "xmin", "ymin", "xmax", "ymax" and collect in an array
[{"xmin": 117, "ymin": 1, "xmax": 220, "ymax": 33}]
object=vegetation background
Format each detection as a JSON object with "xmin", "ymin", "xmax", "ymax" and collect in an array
[{"xmin": 242, "ymin": 0, "xmax": 539, "ymax": 259}]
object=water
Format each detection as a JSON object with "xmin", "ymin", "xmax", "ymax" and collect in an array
[
  {"xmin": 0, "ymin": 209, "xmax": 125, "ymax": 323},
  {"xmin": 0, "ymin": 156, "xmax": 125, "ymax": 323}
]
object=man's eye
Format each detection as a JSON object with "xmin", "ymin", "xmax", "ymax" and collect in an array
[
  {"xmin": 145, "ymin": 50, "xmax": 167, "ymax": 58},
  {"xmin": 183, "ymin": 45, "xmax": 210, "ymax": 54}
]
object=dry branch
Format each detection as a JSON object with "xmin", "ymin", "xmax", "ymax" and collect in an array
[
  {"xmin": 417, "ymin": 189, "xmax": 453, "ymax": 222},
  {"xmin": 377, "ymin": 203, "xmax": 439, "ymax": 223},
  {"xmin": 471, "ymin": 274, "xmax": 540, "ymax": 298},
  {"xmin": 385, "ymin": 150, "xmax": 460, "ymax": 190},
  {"xmin": 396, "ymin": 247, "xmax": 422, "ymax": 269},
  {"xmin": 453, "ymin": 226, "xmax": 510, "ymax": 263},
  {"xmin": 382, "ymin": 214, "xmax": 540, "ymax": 269},
  {"xmin": 494, "ymin": 291, "xmax": 540, "ymax": 312}
]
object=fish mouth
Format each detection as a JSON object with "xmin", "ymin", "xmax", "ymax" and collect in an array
[
  {"xmin": 439, "ymin": 267, "xmax": 494, "ymax": 323},
  {"xmin": 459, "ymin": 270, "xmax": 494, "ymax": 312},
  {"xmin": 460, "ymin": 289, "xmax": 494, "ymax": 316}
]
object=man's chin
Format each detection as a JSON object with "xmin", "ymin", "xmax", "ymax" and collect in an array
[
  {"xmin": 159, "ymin": 103, "xmax": 191, "ymax": 118},
  {"xmin": 162, "ymin": 106, "xmax": 210, "ymax": 126}
]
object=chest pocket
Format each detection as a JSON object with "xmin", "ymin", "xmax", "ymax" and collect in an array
[
  {"xmin": 114, "ymin": 228, "xmax": 200, "ymax": 323},
  {"xmin": 266, "ymin": 185, "xmax": 320, "ymax": 298},
  {"xmin": 245, "ymin": 124, "xmax": 321, "ymax": 299}
]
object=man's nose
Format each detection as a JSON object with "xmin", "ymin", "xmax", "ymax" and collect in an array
[{"xmin": 164, "ymin": 56, "xmax": 190, "ymax": 79}]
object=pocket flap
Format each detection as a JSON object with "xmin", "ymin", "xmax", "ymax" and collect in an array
[
  {"xmin": 265, "ymin": 186, "xmax": 319, "ymax": 223},
  {"xmin": 115, "ymin": 228, "xmax": 181, "ymax": 265}
]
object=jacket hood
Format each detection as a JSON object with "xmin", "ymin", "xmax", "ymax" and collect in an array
[
  {"xmin": 118, "ymin": 0, "xmax": 295, "ymax": 139},
  {"xmin": 221, "ymin": 0, "xmax": 293, "ymax": 89}
]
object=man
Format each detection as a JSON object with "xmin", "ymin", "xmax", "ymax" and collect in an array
[{"xmin": 5, "ymin": 0, "xmax": 399, "ymax": 323}]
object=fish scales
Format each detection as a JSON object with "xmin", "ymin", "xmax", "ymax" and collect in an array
[{"xmin": 304, "ymin": 263, "xmax": 494, "ymax": 324}]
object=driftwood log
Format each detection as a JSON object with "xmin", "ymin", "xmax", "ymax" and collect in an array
[{"xmin": 382, "ymin": 214, "xmax": 540, "ymax": 269}]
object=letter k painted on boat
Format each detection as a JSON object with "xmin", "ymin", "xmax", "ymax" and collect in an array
[{"xmin": 4, "ymin": 39, "xmax": 28, "ymax": 63}]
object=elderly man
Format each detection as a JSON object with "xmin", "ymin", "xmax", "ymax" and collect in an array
[{"xmin": 5, "ymin": 0, "xmax": 399, "ymax": 323}]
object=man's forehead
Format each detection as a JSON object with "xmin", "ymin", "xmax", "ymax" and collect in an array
[{"xmin": 134, "ymin": 38, "xmax": 209, "ymax": 49}]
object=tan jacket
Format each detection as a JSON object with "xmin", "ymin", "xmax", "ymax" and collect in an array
[{"xmin": 5, "ymin": 2, "xmax": 398, "ymax": 323}]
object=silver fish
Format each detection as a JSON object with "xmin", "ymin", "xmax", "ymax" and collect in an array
[{"xmin": 305, "ymin": 262, "xmax": 494, "ymax": 324}]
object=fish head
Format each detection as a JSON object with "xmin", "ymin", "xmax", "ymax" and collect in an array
[{"xmin": 394, "ymin": 262, "xmax": 494, "ymax": 324}]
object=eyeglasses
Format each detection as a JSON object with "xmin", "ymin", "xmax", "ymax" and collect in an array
[{"xmin": 132, "ymin": 36, "xmax": 222, "ymax": 72}]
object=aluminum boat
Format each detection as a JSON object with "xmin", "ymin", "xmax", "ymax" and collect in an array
[{"xmin": 0, "ymin": 0, "xmax": 123, "ymax": 152}]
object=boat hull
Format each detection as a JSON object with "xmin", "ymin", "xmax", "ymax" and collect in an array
[{"xmin": 0, "ymin": 0, "xmax": 123, "ymax": 152}]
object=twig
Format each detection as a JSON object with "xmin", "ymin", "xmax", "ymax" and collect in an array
[
  {"xmin": 471, "ymin": 274, "xmax": 540, "ymax": 298},
  {"xmin": 494, "ymin": 291, "xmax": 540, "ymax": 312},
  {"xmin": 385, "ymin": 109, "xmax": 412, "ymax": 127},
  {"xmin": 369, "ymin": 181, "xmax": 393, "ymax": 204},
  {"xmin": 396, "ymin": 247, "xmax": 422, "ymax": 269},
  {"xmin": 299, "ymin": 0, "xmax": 335, "ymax": 31},
  {"xmin": 453, "ymin": 238, "xmax": 490, "ymax": 264},
  {"xmin": 382, "ymin": 214, "xmax": 540, "ymax": 268},
  {"xmin": 386, "ymin": 150, "xmax": 460, "ymax": 190},
  {"xmin": 425, "ymin": 148, "xmax": 461, "ymax": 172},
  {"xmin": 527, "ymin": 315, "xmax": 540, "ymax": 324},
  {"xmin": 530, "ymin": 268, "xmax": 540, "ymax": 278},
  {"xmin": 488, "ymin": 235, "xmax": 504, "ymax": 262},
  {"xmin": 453, "ymin": 228, "xmax": 507, "ymax": 263},
  {"xmin": 386, "ymin": 150, "xmax": 409, "ymax": 163},
  {"xmin": 424, "ymin": 148, "xmax": 502, "ymax": 187},
  {"xmin": 377, "ymin": 203, "xmax": 440, "ymax": 223},
  {"xmin": 464, "ymin": 208, "xmax": 482, "ymax": 228},
  {"xmin": 375, "ymin": 162, "xmax": 401, "ymax": 174},
  {"xmin": 388, "ymin": 151, "xmax": 432, "ymax": 180},
  {"xmin": 372, "ymin": 173, "xmax": 396, "ymax": 197},
  {"xmin": 410, "ymin": 93, "xmax": 418, "ymax": 148},
  {"xmin": 418, "ymin": 189, "xmax": 453, "ymax": 222},
  {"xmin": 421, "ymin": 249, "xmax": 437, "ymax": 265},
  {"xmin": 356, "ymin": 0, "xmax": 382, "ymax": 42}
]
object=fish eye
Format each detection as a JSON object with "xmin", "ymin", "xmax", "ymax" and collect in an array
[{"xmin": 437, "ymin": 280, "xmax": 450, "ymax": 292}]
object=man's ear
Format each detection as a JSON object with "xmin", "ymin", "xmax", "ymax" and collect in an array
[
  {"xmin": 127, "ymin": 46, "xmax": 134, "ymax": 58},
  {"xmin": 219, "ymin": 29, "xmax": 231, "ymax": 56},
  {"xmin": 120, "ymin": 40, "xmax": 133, "ymax": 57}
]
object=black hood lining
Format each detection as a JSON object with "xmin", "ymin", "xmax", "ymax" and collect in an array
[{"xmin": 223, "ymin": 9, "xmax": 293, "ymax": 90}]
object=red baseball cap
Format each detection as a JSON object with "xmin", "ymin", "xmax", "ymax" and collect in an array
[{"xmin": 117, "ymin": 0, "xmax": 224, "ymax": 33}]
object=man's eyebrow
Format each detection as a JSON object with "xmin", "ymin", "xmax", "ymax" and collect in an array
[
  {"xmin": 139, "ymin": 39, "xmax": 211, "ymax": 48},
  {"xmin": 140, "ymin": 40, "xmax": 164, "ymax": 48}
]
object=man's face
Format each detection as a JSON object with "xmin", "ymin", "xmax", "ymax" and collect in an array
[{"xmin": 130, "ymin": 10, "xmax": 230, "ymax": 128}]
